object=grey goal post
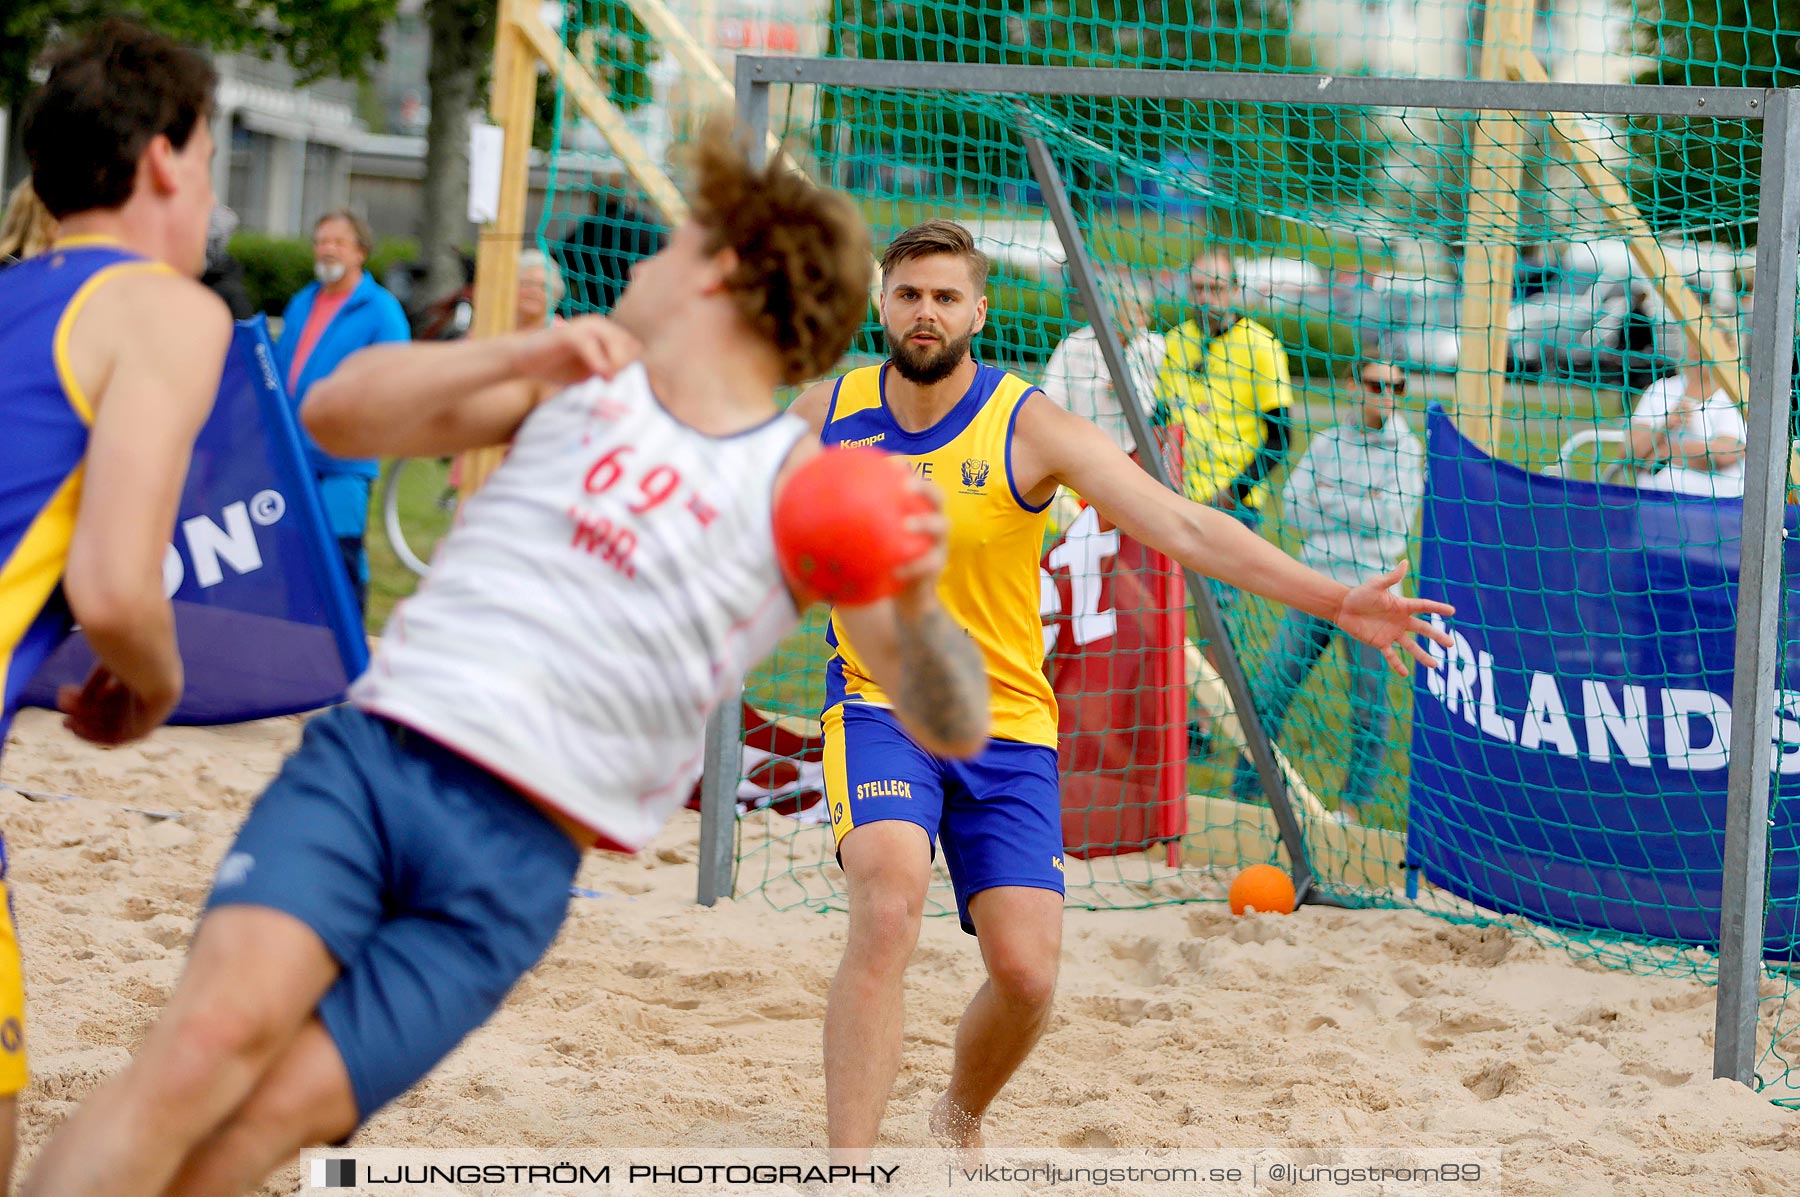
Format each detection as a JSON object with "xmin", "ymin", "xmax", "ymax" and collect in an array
[{"xmin": 698, "ymin": 55, "xmax": 1800, "ymax": 1093}]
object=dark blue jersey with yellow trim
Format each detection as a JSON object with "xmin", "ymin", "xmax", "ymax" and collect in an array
[{"xmin": 0, "ymin": 239, "xmax": 168, "ymax": 750}]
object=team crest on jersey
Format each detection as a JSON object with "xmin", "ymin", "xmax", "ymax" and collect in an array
[{"xmin": 960, "ymin": 458, "xmax": 991, "ymax": 494}]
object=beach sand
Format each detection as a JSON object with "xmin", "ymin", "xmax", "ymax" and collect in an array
[{"xmin": 4, "ymin": 709, "xmax": 1796, "ymax": 1195}]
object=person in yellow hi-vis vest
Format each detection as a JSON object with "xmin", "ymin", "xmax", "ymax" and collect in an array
[
  {"xmin": 1157, "ymin": 249, "xmax": 1295, "ymax": 521},
  {"xmin": 789, "ymin": 220, "xmax": 1453, "ymax": 1156}
]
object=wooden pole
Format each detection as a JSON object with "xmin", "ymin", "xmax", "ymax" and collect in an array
[
  {"xmin": 1454, "ymin": 0, "xmax": 1536, "ymax": 455},
  {"xmin": 458, "ymin": 0, "xmax": 539, "ymax": 496},
  {"xmin": 630, "ymin": 1, "xmax": 884, "ymax": 297},
  {"xmin": 623, "ymin": 0, "xmax": 788, "ymax": 167},
  {"xmin": 1511, "ymin": 52, "xmax": 1745, "ymax": 405},
  {"xmin": 512, "ymin": 4, "xmax": 689, "ymax": 224}
]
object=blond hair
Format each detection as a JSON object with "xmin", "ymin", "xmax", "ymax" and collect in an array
[
  {"xmin": 880, "ymin": 219, "xmax": 989, "ymax": 293},
  {"xmin": 0, "ymin": 180, "xmax": 58, "ymax": 262}
]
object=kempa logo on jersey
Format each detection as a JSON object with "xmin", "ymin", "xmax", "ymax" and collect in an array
[
  {"xmin": 161, "ymin": 490, "xmax": 287, "ymax": 598},
  {"xmin": 839, "ymin": 433, "xmax": 885, "ymax": 448}
]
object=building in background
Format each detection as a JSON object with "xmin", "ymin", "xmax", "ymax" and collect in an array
[
  {"xmin": 0, "ymin": 50, "xmax": 362, "ymax": 236},
  {"xmin": 1291, "ymin": 0, "xmax": 1648, "ymax": 83},
  {"xmin": 213, "ymin": 53, "xmax": 362, "ymax": 237}
]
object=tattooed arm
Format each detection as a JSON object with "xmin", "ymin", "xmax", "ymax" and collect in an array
[
  {"xmin": 822, "ymin": 474, "xmax": 992, "ymax": 760},
  {"xmin": 857, "ymin": 596, "xmax": 992, "ymax": 759}
]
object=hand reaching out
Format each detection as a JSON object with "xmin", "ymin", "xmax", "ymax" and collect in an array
[
  {"xmin": 888, "ymin": 462, "xmax": 950, "ymax": 619},
  {"xmin": 1335, "ymin": 560, "xmax": 1456, "ymax": 677}
]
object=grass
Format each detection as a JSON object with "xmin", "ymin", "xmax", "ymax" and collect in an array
[{"xmin": 364, "ymin": 457, "xmax": 456, "ymax": 631}]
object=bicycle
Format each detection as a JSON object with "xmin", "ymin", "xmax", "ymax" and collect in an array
[{"xmin": 379, "ymin": 456, "xmax": 458, "ymax": 577}]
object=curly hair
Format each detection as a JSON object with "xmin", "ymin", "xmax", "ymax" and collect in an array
[{"xmin": 688, "ymin": 123, "xmax": 872, "ymax": 385}]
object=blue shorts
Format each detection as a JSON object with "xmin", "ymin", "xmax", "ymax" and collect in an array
[
  {"xmin": 206, "ymin": 705, "xmax": 580, "ymax": 1125},
  {"xmin": 824, "ymin": 703, "xmax": 1065, "ymax": 933}
]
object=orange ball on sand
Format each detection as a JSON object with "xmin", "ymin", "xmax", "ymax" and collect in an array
[
  {"xmin": 774, "ymin": 446, "xmax": 932, "ymax": 606},
  {"xmin": 1229, "ymin": 864, "xmax": 1296, "ymax": 915}
]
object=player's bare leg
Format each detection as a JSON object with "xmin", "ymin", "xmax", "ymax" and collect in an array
[
  {"xmin": 824, "ymin": 820, "xmax": 933, "ymax": 1157},
  {"xmin": 0, "ymin": 1095, "xmax": 17, "ymax": 1192},
  {"xmin": 158, "ymin": 1019, "xmax": 357, "ymax": 1197},
  {"xmin": 932, "ymin": 886, "xmax": 1063, "ymax": 1149},
  {"xmin": 22, "ymin": 907, "xmax": 337, "ymax": 1197}
]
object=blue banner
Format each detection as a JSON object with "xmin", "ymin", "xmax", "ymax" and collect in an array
[
  {"xmin": 1410, "ymin": 406, "xmax": 1800, "ymax": 958},
  {"xmin": 23, "ymin": 317, "xmax": 367, "ymax": 724}
]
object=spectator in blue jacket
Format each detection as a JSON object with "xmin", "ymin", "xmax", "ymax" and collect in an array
[{"xmin": 274, "ymin": 209, "xmax": 410, "ymax": 614}]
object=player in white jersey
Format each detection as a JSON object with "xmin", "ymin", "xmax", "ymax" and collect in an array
[{"xmin": 25, "ymin": 126, "xmax": 992, "ymax": 1197}]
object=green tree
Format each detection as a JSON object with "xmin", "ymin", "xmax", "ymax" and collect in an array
[
  {"xmin": 1, "ymin": 0, "xmax": 398, "ymax": 109},
  {"xmin": 1630, "ymin": 0, "xmax": 1800, "ymax": 247},
  {"xmin": 422, "ymin": 0, "xmax": 658, "ymax": 308},
  {"xmin": 418, "ymin": 0, "xmax": 493, "ymax": 309}
]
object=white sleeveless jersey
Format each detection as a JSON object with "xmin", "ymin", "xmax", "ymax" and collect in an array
[{"xmin": 351, "ymin": 363, "xmax": 806, "ymax": 850}]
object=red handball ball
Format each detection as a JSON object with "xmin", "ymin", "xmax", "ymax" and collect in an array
[{"xmin": 774, "ymin": 446, "xmax": 932, "ymax": 606}]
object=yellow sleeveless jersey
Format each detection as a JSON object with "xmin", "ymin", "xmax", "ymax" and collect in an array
[{"xmin": 821, "ymin": 361, "xmax": 1057, "ymax": 747}]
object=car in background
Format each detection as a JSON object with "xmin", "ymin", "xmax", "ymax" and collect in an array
[
  {"xmin": 999, "ymin": 150, "xmax": 1210, "ymax": 218},
  {"xmin": 1236, "ymin": 255, "xmax": 1328, "ymax": 309},
  {"xmin": 1378, "ymin": 280, "xmax": 1461, "ymax": 374},
  {"xmin": 966, "ymin": 218, "xmax": 1067, "ymax": 284},
  {"xmin": 1508, "ymin": 239, "xmax": 1742, "ymax": 380},
  {"xmin": 1116, "ymin": 150, "xmax": 1210, "ymax": 219},
  {"xmin": 1558, "ymin": 238, "xmax": 1742, "ymax": 309},
  {"xmin": 840, "ymin": 150, "xmax": 938, "ymax": 196},
  {"xmin": 1505, "ymin": 268, "xmax": 1604, "ymax": 374}
]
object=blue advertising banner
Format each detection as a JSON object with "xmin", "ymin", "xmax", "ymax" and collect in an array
[
  {"xmin": 1410, "ymin": 406, "xmax": 1799, "ymax": 958},
  {"xmin": 23, "ymin": 317, "xmax": 367, "ymax": 724}
]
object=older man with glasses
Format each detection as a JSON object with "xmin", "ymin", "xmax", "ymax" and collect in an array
[{"xmin": 1228, "ymin": 358, "xmax": 1425, "ymax": 824}]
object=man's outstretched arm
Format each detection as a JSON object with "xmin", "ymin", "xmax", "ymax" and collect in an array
[{"xmin": 1013, "ymin": 394, "xmax": 1454, "ymax": 676}]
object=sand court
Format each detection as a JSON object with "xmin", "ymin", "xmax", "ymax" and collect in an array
[{"xmin": 3, "ymin": 709, "xmax": 1796, "ymax": 1196}]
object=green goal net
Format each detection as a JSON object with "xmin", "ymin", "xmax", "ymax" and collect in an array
[{"xmin": 533, "ymin": 0, "xmax": 1800, "ymax": 1106}]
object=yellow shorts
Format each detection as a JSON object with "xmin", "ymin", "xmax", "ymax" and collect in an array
[{"xmin": 0, "ymin": 878, "xmax": 26, "ymax": 1097}]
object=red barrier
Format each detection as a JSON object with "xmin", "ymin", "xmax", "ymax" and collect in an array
[{"xmin": 1040, "ymin": 507, "xmax": 1187, "ymax": 862}]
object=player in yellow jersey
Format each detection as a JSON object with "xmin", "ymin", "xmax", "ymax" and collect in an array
[
  {"xmin": 790, "ymin": 220, "xmax": 1455, "ymax": 1153},
  {"xmin": 0, "ymin": 20, "xmax": 231, "ymax": 1188}
]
